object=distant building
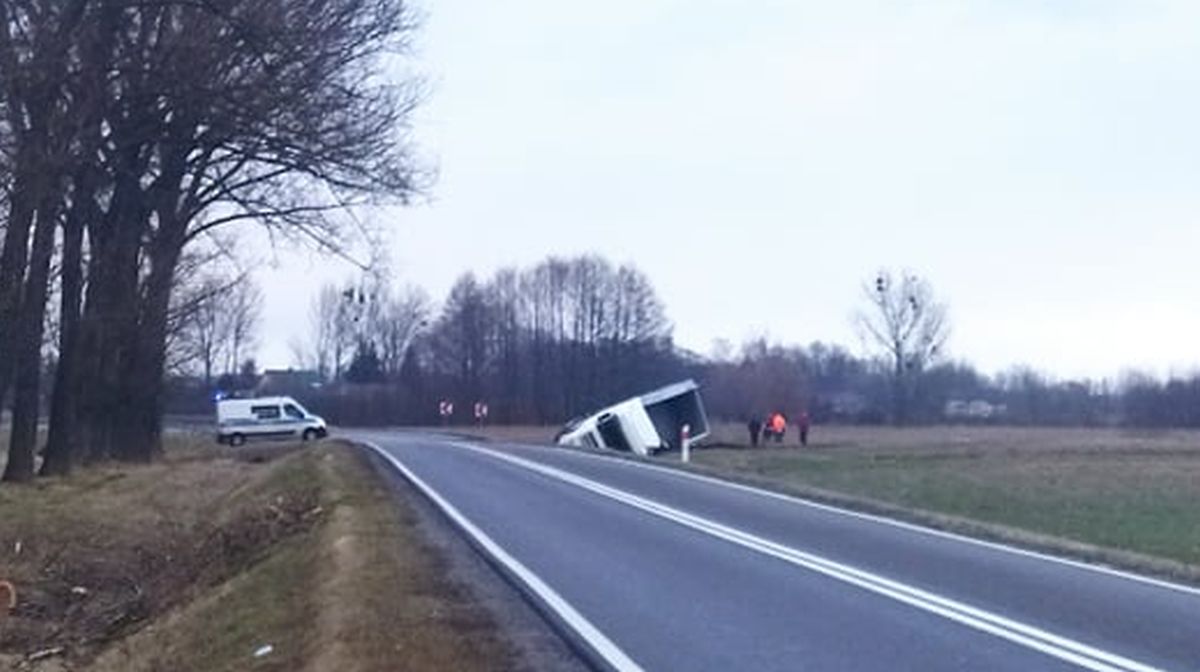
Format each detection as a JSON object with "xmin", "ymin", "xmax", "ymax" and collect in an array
[{"xmin": 256, "ymin": 369, "xmax": 323, "ymax": 396}]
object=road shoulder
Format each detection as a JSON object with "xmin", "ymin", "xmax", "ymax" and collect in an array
[{"xmin": 359, "ymin": 445, "xmax": 591, "ymax": 672}]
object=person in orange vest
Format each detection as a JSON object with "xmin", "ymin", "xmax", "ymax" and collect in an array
[{"xmin": 768, "ymin": 411, "xmax": 787, "ymax": 444}]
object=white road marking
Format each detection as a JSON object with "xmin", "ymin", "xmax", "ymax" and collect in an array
[
  {"xmin": 453, "ymin": 440, "xmax": 1168, "ymax": 672},
  {"xmin": 509, "ymin": 441, "xmax": 1200, "ymax": 599},
  {"xmin": 359, "ymin": 441, "xmax": 646, "ymax": 672}
]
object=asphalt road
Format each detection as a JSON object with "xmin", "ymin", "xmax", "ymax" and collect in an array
[{"xmin": 350, "ymin": 430, "xmax": 1200, "ymax": 672}]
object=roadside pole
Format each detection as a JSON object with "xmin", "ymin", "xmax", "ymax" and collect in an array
[{"xmin": 680, "ymin": 424, "xmax": 691, "ymax": 463}]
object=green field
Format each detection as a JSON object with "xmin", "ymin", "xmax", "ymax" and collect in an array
[{"xmin": 691, "ymin": 424, "xmax": 1200, "ymax": 574}]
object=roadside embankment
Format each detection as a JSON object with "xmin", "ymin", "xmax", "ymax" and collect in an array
[{"xmin": 0, "ymin": 438, "xmax": 523, "ymax": 671}]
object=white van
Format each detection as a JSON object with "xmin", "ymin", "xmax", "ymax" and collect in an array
[{"xmin": 216, "ymin": 396, "xmax": 328, "ymax": 446}]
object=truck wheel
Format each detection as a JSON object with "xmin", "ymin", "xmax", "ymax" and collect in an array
[
  {"xmin": 229, "ymin": 433, "xmax": 246, "ymax": 447},
  {"xmin": 302, "ymin": 429, "xmax": 317, "ymax": 442}
]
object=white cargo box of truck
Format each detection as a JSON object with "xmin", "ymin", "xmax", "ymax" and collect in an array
[{"xmin": 556, "ymin": 380, "xmax": 710, "ymax": 456}]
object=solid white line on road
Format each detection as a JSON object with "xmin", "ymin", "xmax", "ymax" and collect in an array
[
  {"xmin": 454, "ymin": 441, "xmax": 1167, "ymax": 672},
  {"xmin": 359, "ymin": 441, "xmax": 646, "ymax": 672},
  {"xmin": 511, "ymin": 442, "xmax": 1200, "ymax": 599}
]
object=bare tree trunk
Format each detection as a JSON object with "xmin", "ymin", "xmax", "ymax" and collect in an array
[
  {"xmin": 74, "ymin": 260, "xmax": 110, "ymax": 463},
  {"xmin": 116, "ymin": 223, "xmax": 184, "ymax": 462},
  {"xmin": 78, "ymin": 174, "xmax": 145, "ymax": 462},
  {"xmin": 41, "ymin": 201, "xmax": 86, "ymax": 476},
  {"xmin": 3, "ymin": 356, "xmax": 40, "ymax": 482},
  {"xmin": 5, "ymin": 358, "xmax": 41, "ymax": 482},
  {"xmin": 98, "ymin": 207, "xmax": 148, "ymax": 461},
  {"xmin": 0, "ymin": 174, "xmax": 35, "ymax": 412},
  {"xmin": 114, "ymin": 131, "xmax": 192, "ymax": 462},
  {"xmin": 3, "ymin": 197, "xmax": 59, "ymax": 482}
]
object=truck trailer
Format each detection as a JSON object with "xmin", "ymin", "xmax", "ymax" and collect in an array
[{"xmin": 556, "ymin": 380, "xmax": 710, "ymax": 456}]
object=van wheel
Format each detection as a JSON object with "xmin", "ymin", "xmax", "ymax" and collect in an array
[
  {"xmin": 302, "ymin": 429, "xmax": 317, "ymax": 442},
  {"xmin": 229, "ymin": 433, "xmax": 246, "ymax": 447}
]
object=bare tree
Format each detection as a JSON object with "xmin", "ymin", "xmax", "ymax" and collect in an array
[
  {"xmin": 430, "ymin": 273, "xmax": 494, "ymax": 404},
  {"xmin": 222, "ymin": 282, "xmax": 263, "ymax": 377},
  {"xmin": 0, "ymin": 1, "xmax": 88, "ymax": 481},
  {"xmin": 0, "ymin": 0, "xmax": 425, "ymax": 478},
  {"xmin": 855, "ymin": 269, "xmax": 949, "ymax": 425},
  {"xmin": 376, "ymin": 284, "xmax": 431, "ymax": 378},
  {"xmin": 307, "ymin": 284, "xmax": 357, "ymax": 381},
  {"xmin": 488, "ymin": 268, "xmax": 524, "ymax": 421},
  {"xmin": 171, "ymin": 278, "xmax": 229, "ymax": 384},
  {"xmin": 412, "ymin": 256, "xmax": 674, "ymax": 424},
  {"xmin": 5, "ymin": 0, "xmax": 427, "ymax": 474},
  {"xmin": 611, "ymin": 264, "xmax": 670, "ymax": 344},
  {"xmin": 172, "ymin": 273, "xmax": 262, "ymax": 385}
]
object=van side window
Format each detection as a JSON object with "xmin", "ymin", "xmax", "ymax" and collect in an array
[
  {"xmin": 283, "ymin": 404, "xmax": 305, "ymax": 420},
  {"xmin": 251, "ymin": 405, "xmax": 281, "ymax": 420}
]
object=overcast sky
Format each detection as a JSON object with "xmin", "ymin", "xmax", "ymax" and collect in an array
[{"xmin": 256, "ymin": 0, "xmax": 1200, "ymax": 380}]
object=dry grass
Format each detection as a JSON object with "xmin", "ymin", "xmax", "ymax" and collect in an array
[
  {"xmin": 0, "ymin": 439, "xmax": 326, "ymax": 670},
  {"xmin": 0, "ymin": 437, "xmax": 521, "ymax": 671},
  {"xmin": 703, "ymin": 422, "xmax": 1200, "ymax": 454}
]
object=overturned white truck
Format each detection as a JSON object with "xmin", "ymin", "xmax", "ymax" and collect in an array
[{"xmin": 556, "ymin": 380, "xmax": 711, "ymax": 456}]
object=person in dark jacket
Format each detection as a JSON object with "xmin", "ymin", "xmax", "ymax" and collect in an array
[
  {"xmin": 747, "ymin": 416, "xmax": 762, "ymax": 447},
  {"xmin": 798, "ymin": 410, "xmax": 811, "ymax": 446}
]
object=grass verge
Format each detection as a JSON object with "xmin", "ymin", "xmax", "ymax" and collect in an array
[{"xmin": 0, "ymin": 438, "xmax": 520, "ymax": 671}]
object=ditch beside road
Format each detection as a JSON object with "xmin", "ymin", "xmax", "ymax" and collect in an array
[{"xmin": 0, "ymin": 437, "xmax": 570, "ymax": 671}]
